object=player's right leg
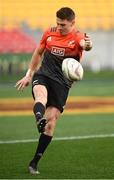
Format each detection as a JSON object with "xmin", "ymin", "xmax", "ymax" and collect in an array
[
  {"xmin": 33, "ymin": 85, "xmax": 47, "ymax": 133},
  {"xmin": 32, "ymin": 74, "xmax": 49, "ymax": 133},
  {"xmin": 29, "ymin": 76, "xmax": 48, "ymax": 174}
]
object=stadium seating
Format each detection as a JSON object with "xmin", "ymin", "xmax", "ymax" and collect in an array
[
  {"xmin": 0, "ymin": 29, "xmax": 36, "ymax": 53},
  {"xmin": 0, "ymin": 0, "xmax": 114, "ymax": 30}
]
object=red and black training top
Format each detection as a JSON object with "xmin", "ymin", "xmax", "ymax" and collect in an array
[{"xmin": 36, "ymin": 27, "xmax": 85, "ymax": 88}]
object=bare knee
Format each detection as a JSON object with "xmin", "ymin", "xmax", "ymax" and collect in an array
[
  {"xmin": 45, "ymin": 115, "xmax": 58, "ymax": 136},
  {"xmin": 46, "ymin": 120, "xmax": 56, "ymax": 132},
  {"xmin": 44, "ymin": 107, "xmax": 60, "ymax": 136}
]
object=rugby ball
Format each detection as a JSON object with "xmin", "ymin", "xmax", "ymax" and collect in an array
[{"xmin": 62, "ymin": 58, "xmax": 84, "ymax": 81}]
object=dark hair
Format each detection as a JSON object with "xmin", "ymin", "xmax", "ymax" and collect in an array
[{"xmin": 56, "ymin": 7, "xmax": 75, "ymax": 21}]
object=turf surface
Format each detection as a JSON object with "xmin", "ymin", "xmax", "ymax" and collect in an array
[
  {"xmin": 0, "ymin": 138, "xmax": 114, "ymax": 179},
  {"xmin": 0, "ymin": 71, "xmax": 114, "ymax": 178},
  {"xmin": 0, "ymin": 114, "xmax": 114, "ymax": 179}
]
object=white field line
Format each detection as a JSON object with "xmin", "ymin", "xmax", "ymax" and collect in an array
[{"xmin": 0, "ymin": 133, "xmax": 114, "ymax": 144}]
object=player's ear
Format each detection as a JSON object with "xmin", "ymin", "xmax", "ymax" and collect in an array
[{"xmin": 71, "ymin": 20, "xmax": 75, "ymax": 26}]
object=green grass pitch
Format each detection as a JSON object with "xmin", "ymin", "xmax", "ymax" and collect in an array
[
  {"xmin": 0, "ymin": 114, "xmax": 114, "ymax": 179},
  {"xmin": 0, "ymin": 70, "xmax": 114, "ymax": 178}
]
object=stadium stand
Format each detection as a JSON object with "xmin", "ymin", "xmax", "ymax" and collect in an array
[
  {"xmin": 0, "ymin": 29, "xmax": 36, "ymax": 53},
  {"xmin": 0, "ymin": 0, "xmax": 114, "ymax": 31}
]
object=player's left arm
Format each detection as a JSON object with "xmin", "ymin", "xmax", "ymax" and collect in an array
[
  {"xmin": 84, "ymin": 34, "xmax": 93, "ymax": 51},
  {"xmin": 79, "ymin": 34, "xmax": 93, "ymax": 51}
]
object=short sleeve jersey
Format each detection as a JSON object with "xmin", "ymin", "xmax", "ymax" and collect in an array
[{"xmin": 37, "ymin": 27, "xmax": 85, "ymax": 88}]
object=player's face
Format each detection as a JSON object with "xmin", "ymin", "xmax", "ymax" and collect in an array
[{"xmin": 56, "ymin": 18, "xmax": 75, "ymax": 35}]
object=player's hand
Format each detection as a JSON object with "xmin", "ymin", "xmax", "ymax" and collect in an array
[
  {"xmin": 80, "ymin": 34, "xmax": 92, "ymax": 51},
  {"xmin": 15, "ymin": 76, "xmax": 31, "ymax": 90},
  {"xmin": 84, "ymin": 34, "xmax": 92, "ymax": 51}
]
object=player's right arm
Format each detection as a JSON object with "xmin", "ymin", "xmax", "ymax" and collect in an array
[
  {"xmin": 15, "ymin": 46, "xmax": 44, "ymax": 90},
  {"xmin": 15, "ymin": 30, "xmax": 49, "ymax": 91}
]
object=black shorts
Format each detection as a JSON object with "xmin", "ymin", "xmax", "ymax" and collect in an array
[{"xmin": 32, "ymin": 74, "xmax": 70, "ymax": 113}]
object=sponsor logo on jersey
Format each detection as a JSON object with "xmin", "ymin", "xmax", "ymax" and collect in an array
[{"xmin": 51, "ymin": 46, "xmax": 65, "ymax": 56}]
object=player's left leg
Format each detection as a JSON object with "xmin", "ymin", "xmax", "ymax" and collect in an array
[
  {"xmin": 29, "ymin": 106, "xmax": 61, "ymax": 174},
  {"xmin": 44, "ymin": 106, "xmax": 61, "ymax": 136}
]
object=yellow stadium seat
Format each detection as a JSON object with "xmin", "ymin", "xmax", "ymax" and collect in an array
[{"xmin": 0, "ymin": 0, "xmax": 114, "ymax": 30}]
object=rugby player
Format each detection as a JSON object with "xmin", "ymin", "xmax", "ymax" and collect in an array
[{"xmin": 15, "ymin": 7, "xmax": 92, "ymax": 174}]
